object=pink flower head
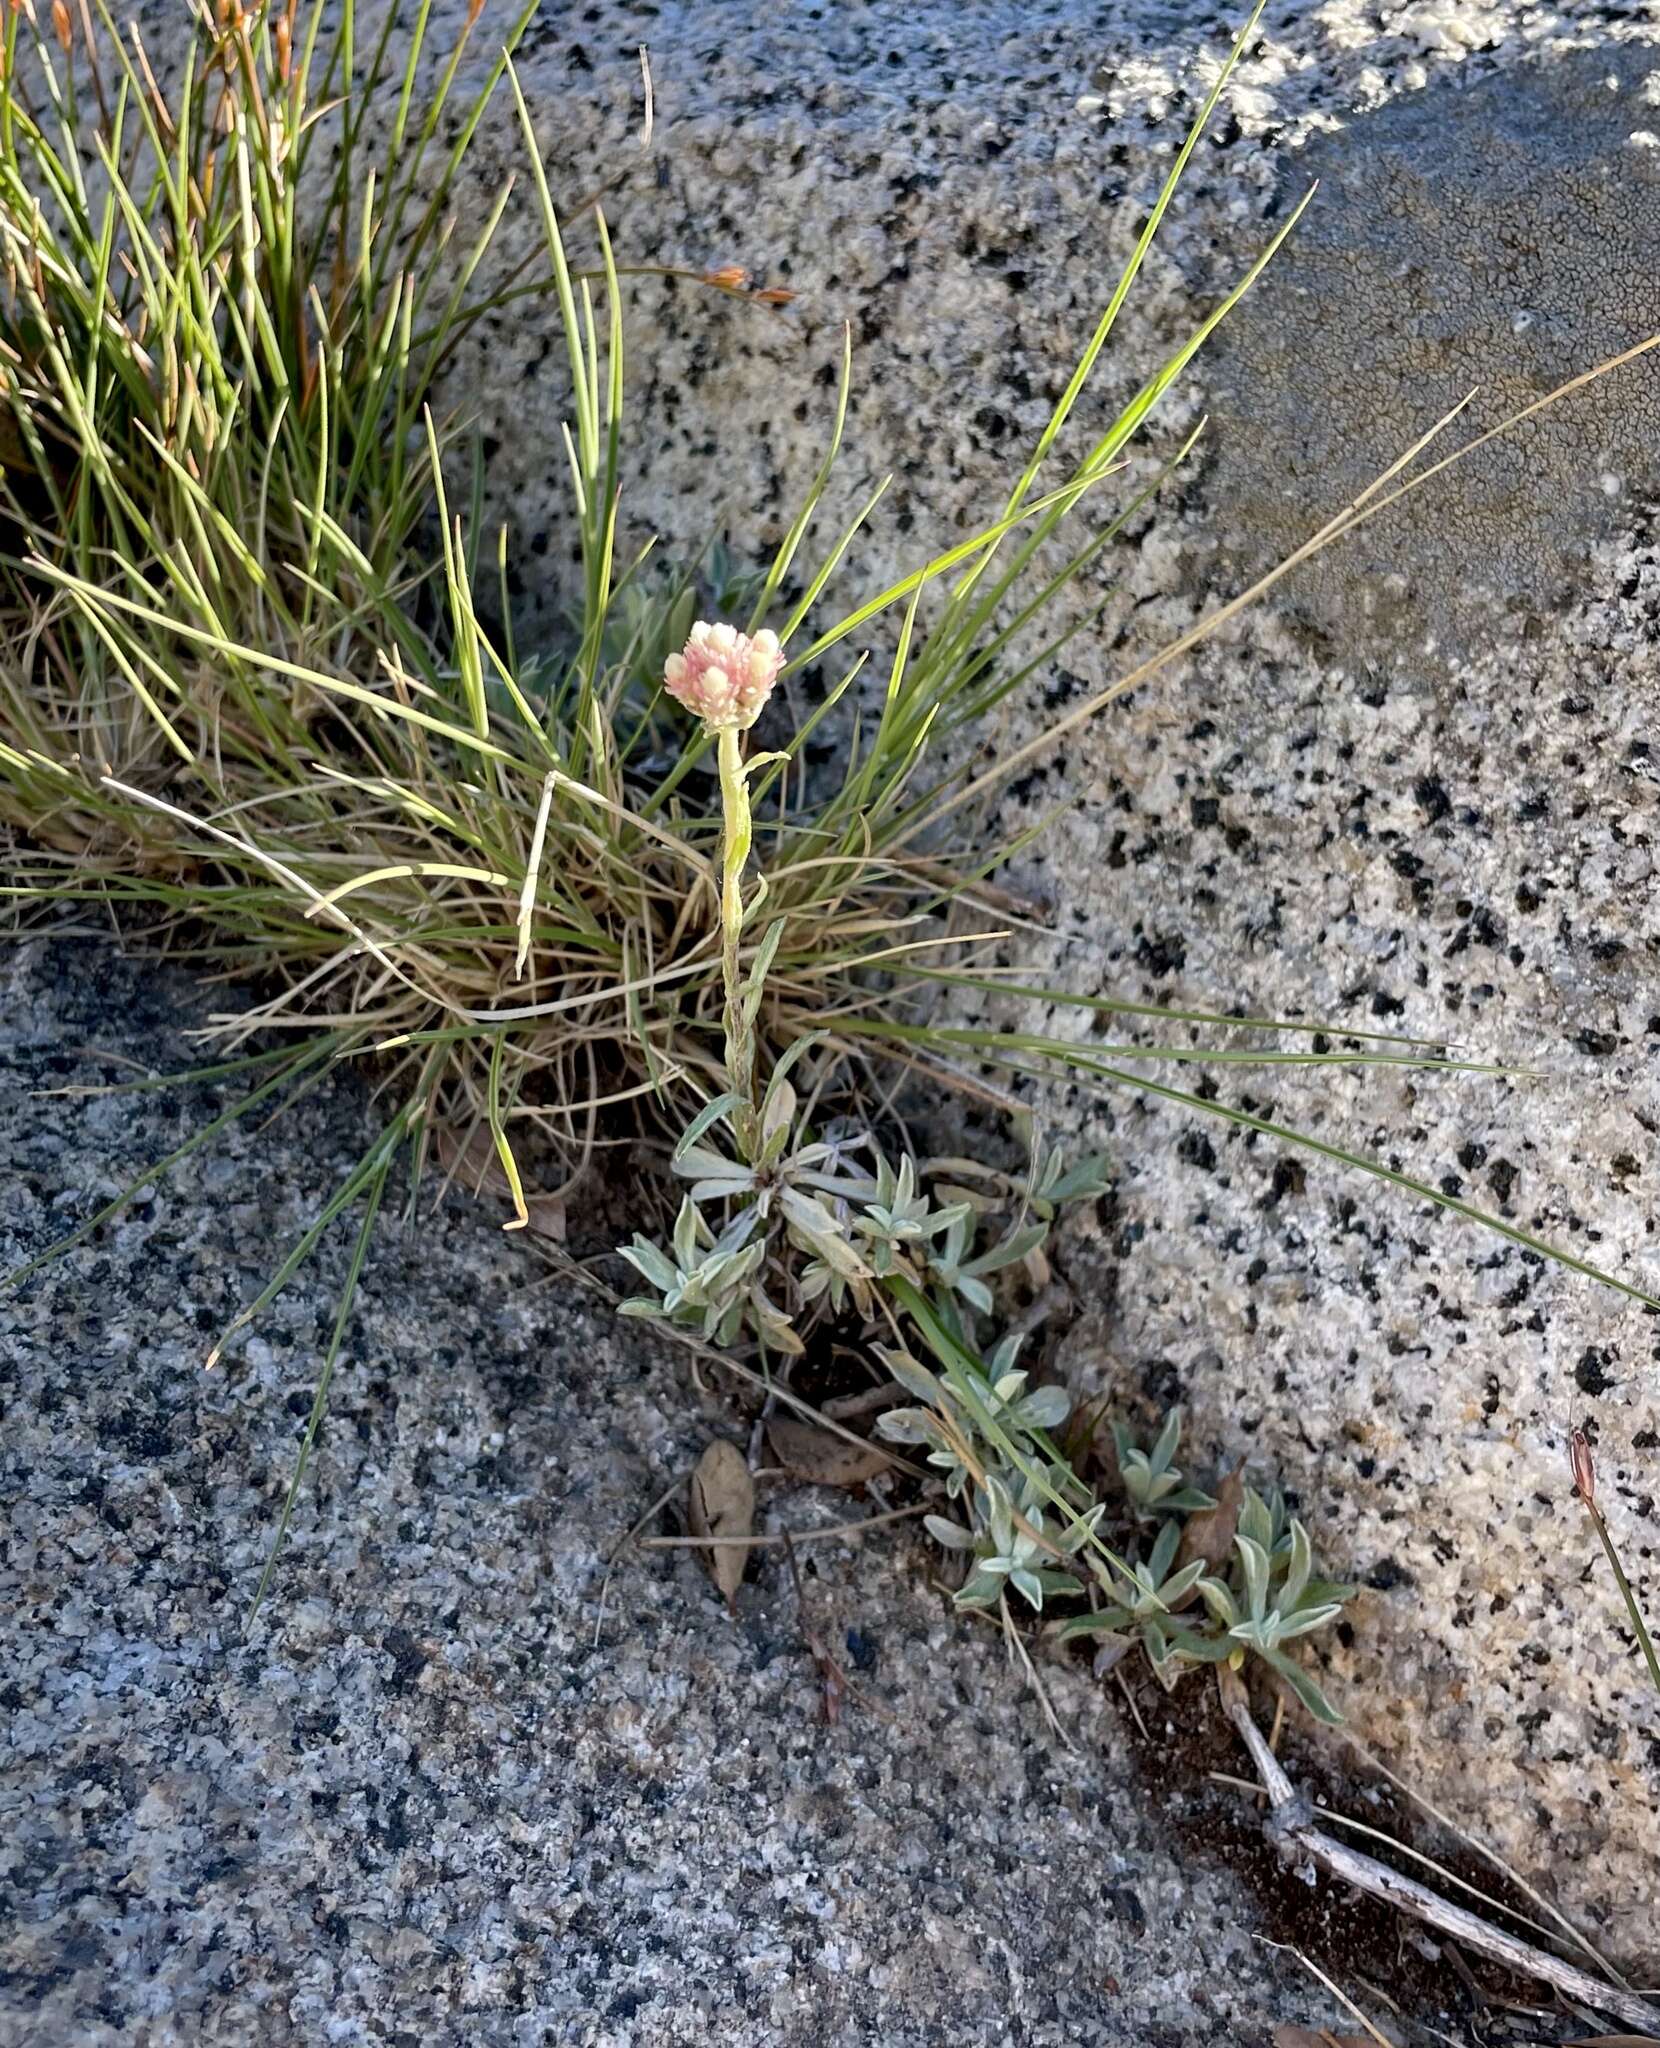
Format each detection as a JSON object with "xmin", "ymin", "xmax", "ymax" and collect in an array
[{"xmin": 663, "ymin": 621, "xmax": 783, "ymax": 732}]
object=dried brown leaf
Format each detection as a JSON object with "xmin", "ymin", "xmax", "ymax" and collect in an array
[
  {"xmin": 1271, "ymin": 2029, "xmax": 1376, "ymax": 2048},
  {"xmin": 687, "ymin": 1440, "xmax": 754, "ymax": 1609},
  {"xmin": 520, "ymin": 1194, "xmax": 567, "ymax": 1243},
  {"xmin": 768, "ymin": 1415, "xmax": 890, "ymax": 1490},
  {"xmin": 1172, "ymin": 1458, "xmax": 1245, "ymax": 1609}
]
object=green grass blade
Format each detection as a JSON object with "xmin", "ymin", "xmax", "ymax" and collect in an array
[{"xmin": 247, "ymin": 1137, "xmax": 394, "ymax": 1622}]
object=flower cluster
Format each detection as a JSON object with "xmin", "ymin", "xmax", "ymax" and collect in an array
[{"xmin": 663, "ymin": 621, "xmax": 784, "ymax": 731}]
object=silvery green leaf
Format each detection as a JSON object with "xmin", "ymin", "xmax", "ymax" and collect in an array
[
  {"xmin": 1238, "ymin": 1484, "xmax": 1274, "ymax": 1554},
  {"xmin": 759, "ymin": 1075, "xmax": 796, "ymax": 1147},
  {"xmin": 1161, "ymin": 1558, "xmax": 1208, "ymax": 1605},
  {"xmin": 1058, "ymin": 1502, "xmax": 1104, "ymax": 1554},
  {"xmin": 875, "ymin": 1406, "xmax": 938, "ymax": 1446},
  {"xmin": 618, "ymin": 1294, "xmax": 668, "ymax": 1319},
  {"xmin": 740, "ymin": 918, "xmax": 786, "ymax": 1024},
  {"xmin": 954, "ymin": 1569, "xmax": 1008, "ymax": 1611},
  {"xmin": 779, "ymin": 1189, "xmax": 861, "ymax": 1272},
  {"xmin": 711, "ymin": 1210, "xmax": 762, "ymax": 1264},
  {"xmin": 1009, "ymin": 1568, "xmax": 1045, "ymax": 1612},
  {"xmin": 985, "ymin": 1473, "xmax": 1016, "ymax": 1558},
  {"xmin": 1282, "ymin": 1519, "xmax": 1313, "ymax": 1611},
  {"xmin": 1149, "ymin": 1517, "xmax": 1182, "ymax": 1582},
  {"xmin": 951, "ymin": 1273, "xmax": 994, "ymax": 1316},
  {"xmin": 1016, "ymin": 1384, "xmax": 1071, "ymax": 1433},
  {"xmin": 798, "ymin": 1166, "xmax": 881, "ymax": 1206},
  {"xmin": 1261, "ymin": 1646, "xmax": 1343, "ymax": 1725},
  {"xmin": 923, "ymin": 1514, "xmax": 976, "ymax": 1551},
  {"xmin": 921, "ymin": 1199, "xmax": 974, "ymax": 1241},
  {"xmin": 1152, "ymin": 1407, "xmax": 1182, "ymax": 1473},
  {"xmin": 1261, "ymin": 1487, "xmax": 1293, "ymax": 1553},
  {"xmin": 746, "ymin": 913, "xmax": 786, "ymax": 976},
  {"xmin": 855, "ymin": 1206, "xmax": 902, "ymax": 1244},
  {"xmin": 1042, "ymin": 1152, "xmax": 1112, "ymax": 1204},
  {"xmin": 1196, "ymin": 1575, "xmax": 1239, "ymax": 1628},
  {"xmin": 1301, "ymin": 1576, "xmax": 1357, "ymax": 1611},
  {"xmin": 1235, "ymin": 1534, "xmax": 1272, "ymax": 1623},
  {"xmin": 877, "ymin": 1346, "xmax": 947, "ymax": 1406},
  {"xmin": 1270, "ymin": 1601, "xmax": 1343, "ymax": 1642},
  {"xmin": 617, "ymin": 1237, "xmax": 679, "ymax": 1293},
  {"xmin": 1163, "ymin": 1626, "xmax": 1234, "ymax": 1666},
  {"xmin": 723, "ymin": 1239, "xmax": 767, "ymax": 1286},
  {"xmin": 750, "ymin": 1288, "xmax": 804, "ymax": 1356},
  {"xmin": 962, "ymin": 1221, "xmax": 1048, "ymax": 1277},
  {"xmin": 672, "ymin": 1143, "xmax": 751, "ymax": 1185},
  {"xmin": 1056, "ymin": 1609, "xmax": 1135, "ymax": 1641},
  {"xmin": 988, "ymin": 1332, "xmax": 1025, "ymax": 1377},
  {"xmin": 1160, "ymin": 1484, "xmax": 1218, "ymax": 1513},
  {"xmin": 762, "ymin": 1029, "xmax": 826, "ymax": 1107},
  {"xmin": 672, "ymin": 1197, "xmax": 702, "ymax": 1270},
  {"xmin": 673, "ymin": 1093, "xmax": 746, "ymax": 1162},
  {"xmin": 992, "ymin": 1370, "xmax": 1028, "ymax": 1406}
]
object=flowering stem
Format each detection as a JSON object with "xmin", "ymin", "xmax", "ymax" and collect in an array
[{"xmin": 716, "ymin": 723, "xmax": 761, "ymax": 1158}]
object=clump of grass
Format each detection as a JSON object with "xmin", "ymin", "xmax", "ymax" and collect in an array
[
  {"xmin": 3, "ymin": 0, "xmax": 1657, "ymax": 1611},
  {"xmin": 1, "ymin": 0, "xmax": 1324, "ymax": 1243}
]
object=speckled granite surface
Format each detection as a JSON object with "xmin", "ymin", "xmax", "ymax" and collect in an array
[
  {"xmin": 7, "ymin": 0, "xmax": 1660, "ymax": 2035},
  {"xmin": 2, "ymin": 944, "xmax": 1356, "ymax": 2046}
]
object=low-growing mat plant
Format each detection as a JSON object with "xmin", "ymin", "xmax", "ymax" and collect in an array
[{"xmin": 1, "ymin": 0, "xmax": 1657, "ymax": 1720}]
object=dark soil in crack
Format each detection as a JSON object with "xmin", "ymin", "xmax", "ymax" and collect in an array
[{"xmin": 1100, "ymin": 1655, "xmax": 1636, "ymax": 2046}]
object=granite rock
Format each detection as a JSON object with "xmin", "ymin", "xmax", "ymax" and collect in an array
[
  {"xmin": 1207, "ymin": 44, "xmax": 1660, "ymax": 657},
  {"xmin": 7, "ymin": 0, "xmax": 1660, "ymax": 2030}
]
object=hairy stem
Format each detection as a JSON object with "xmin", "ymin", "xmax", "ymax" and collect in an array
[{"xmin": 716, "ymin": 722, "xmax": 759, "ymax": 1156}]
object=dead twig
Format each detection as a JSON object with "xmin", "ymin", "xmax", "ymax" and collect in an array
[
  {"xmin": 640, "ymin": 1503, "xmax": 926, "ymax": 1550},
  {"xmin": 783, "ymin": 1529, "xmax": 847, "ymax": 1723},
  {"xmin": 1337, "ymin": 1726, "xmax": 1626, "ymax": 1986},
  {"xmin": 593, "ymin": 1470, "xmax": 687, "ymax": 1644},
  {"xmin": 1218, "ymin": 1670, "xmax": 1660, "ymax": 2039},
  {"xmin": 1256, "ymin": 1935, "xmax": 1393, "ymax": 2046},
  {"xmin": 781, "ymin": 1529, "xmax": 896, "ymax": 1724},
  {"xmin": 637, "ymin": 45, "xmax": 653, "ymax": 151}
]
